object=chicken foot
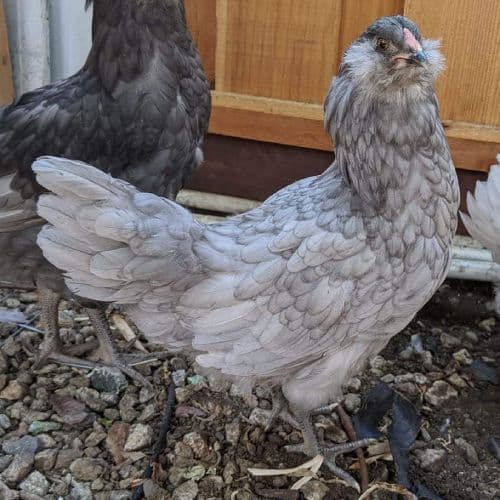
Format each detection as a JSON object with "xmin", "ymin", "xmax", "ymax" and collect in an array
[
  {"xmin": 33, "ymin": 298, "xmax": 161, "ymax": 388},
  {"xmin": 286, "ymin": 407, "xmax": 373, "ymax": 492},
  {"xmin": 263, "ymin": 388, "xmax": 371, "ymax": 492}
]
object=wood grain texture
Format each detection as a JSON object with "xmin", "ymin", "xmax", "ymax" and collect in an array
[
  {"xmin": 405, "ymin": 0, "xmax": 500, "ymax": 126},
  {"xmin": 0, "ymin": 0, "xmax": 13, "ymax": 105},
  {"xmin": 215, "ymin": 0, "xmax": 342, "ymax": 103},
  {"xmin": 338, "ymin": 0, "xmax": 404, "ymax": 60}
]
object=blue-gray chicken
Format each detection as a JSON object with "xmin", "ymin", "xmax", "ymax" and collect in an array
[
  {"xmin": 34, "ymin": 16, "xmax": 459, "ymax": 488},
  {"xmin": 0, "ymin": 0, "xmax": 210, "ymax": 382}
]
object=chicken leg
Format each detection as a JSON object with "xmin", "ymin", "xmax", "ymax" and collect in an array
[
  {"xmin": 33, "ymin": 295, "xmax": 160, "ymax": 387},
  {"xmin": 265, "ymin": 388, "xmax": 371, "ymax": 492}
]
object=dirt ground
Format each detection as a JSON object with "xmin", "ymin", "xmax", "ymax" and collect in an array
[{"xmin": 0, "ymin": 280, "xmax": 498, "ymax": 500}]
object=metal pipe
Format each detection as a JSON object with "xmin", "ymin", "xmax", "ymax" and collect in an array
[{"xmin": 448, "ymin": 257, "xmax": 500, "ymax": 282}]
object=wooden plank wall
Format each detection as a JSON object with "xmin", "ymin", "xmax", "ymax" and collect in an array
[
  {"xmin": 185, "ymin": 0, "xmax": 500, "ymax": 173},
  {"xmin": 0, "ymin": 0, "xmax": 13, "ymax": 105}
]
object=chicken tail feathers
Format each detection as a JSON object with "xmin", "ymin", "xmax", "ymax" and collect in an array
[
  {"xmin": 33, "ymin": 155, "xmax": 201, "ymax": 306},
  {"xmin": 461, "ymin": 159, "xmax": 500, "ymax": 261}
]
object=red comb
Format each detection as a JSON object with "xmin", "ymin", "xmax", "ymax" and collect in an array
[{"xmin": 403, "ymin": 28, "xmax": 422, "ymax": 52}]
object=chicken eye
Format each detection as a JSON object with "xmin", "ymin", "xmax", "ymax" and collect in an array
[{"xmin": 376, "ymin": 38, "xmax": 389, "ymax": 51}]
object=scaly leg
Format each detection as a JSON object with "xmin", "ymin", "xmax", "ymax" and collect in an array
[
  {"xmin": 32, "ymin": 289, "xmax": 63, "ymax": 369},
  {"xmin": 285, "ymin": 407, "xmax": 373, "ymax": 492}
]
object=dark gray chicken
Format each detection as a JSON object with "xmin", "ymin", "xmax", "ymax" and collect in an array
[
  {"xmin": 0, "ymin": 0, "xmax": 210, "ymax": 381},
  {"xmin": 34, "ymin": 16, "xmax": 458, "ymax": 488}
]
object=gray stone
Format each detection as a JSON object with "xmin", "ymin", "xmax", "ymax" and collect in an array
[
  {"xmin": 68, "ymin": 480, "xmax": 93, "ymax": 500},
  {"xmin": 0, "ymin": 413, "xmax": 11, "ymax": 429},
  {"xmin": 301, "ymin": 479, "xmax": 330, "ymax": 500},
  {"xmin": 0, "ymin": 480, "xmax": 19, "ymax": 500},
  {"xmin": 143, "ymin": 478, "xmax": 169, "ymax": 499},
  {"xmin": 19, "ymin": 471, "xmax": 49, "ymax": 497},
  {"xmin": 225, "ymin": 420, "xmax": 241, "ymax": 446},
  {"xmin": 345, "ymin": 377, "xmax": 362, "ymax": 392},
  {"xmin": 381, "ymin": 374, "xmax": 395, "ymax": 383},
  {"xmin": 2, "ymin": 436, "xmax": 41, "ymax": 455},
  {"xmin": 369, "ymin": 355, "xmax": 388, "ymax": 370},
  {"xmin": 172, "ymin": 479, "xmax": 198, "ymax": 500},
  {"xmin": 343, "ymin": 393, "xmax": 361, "ymax": 413},
  {"xmin": 464, "ymin": 330, "xmax": 479, "ymax": 343},
  {"xmin": 447, "ymin": 373, "xmax": 468, "ymax": 389},
  {"xmin": 2, "ymin": 452, "xmax": 34, "ymax": 483},
  {"xmin": 28, "ymin": 421, "xmax": 61, "ymax": 435},
  {"xmin": 0, "ymin": 455, "xmax": 13, "ymax": 472},
  {"xmin": 69, "ymin": 457, "xmax": 106, "ymax": 481},
  {"xmin": 183, "ymin": 432, "xmax": 209, "ymax": 460},
  {"xmin": 440, "ymin": 332, "xmax": 461, "ymax": 348},
  {"xmin": 54, "ymin": 449, "xmax": 83, "ymax": 470},
  {"xmin": 416, "ymin": 448, "xmax": 446, "ymax": 472},
  {"xmin": 425, "ymin": 380, "xmax": 458, "ymax": 406},
  {"xmin": 84, "ymin": 431, "xmax": 106, "ymax": 448},
  {"xmin": 137, "ymin": 403, "xmax": 156, "ymax": 423},
  {"xmin": 453, "ymin": 349, "xmax": 473, "ymax": 366},
  {"xmin": 172, "ymin": 369, "xmax": 187, "ymax": 387},
  {"xmin": 455, "ymin": 438, "xmax": 479, "ymax": 465},
  {"xmin": 90, "ymin": 367, "xmax": 128, "ymax": 395},
  {"xmin": 124, "ymin": 424, "xmax": 153, "ymax": 451},
  {"xmin": 76, "ymin": 387, "xmax": 106, "ymax": 412},
  {"xmin": 0, "ymin": 381, "xmax": 27, "ymax": 401},
  {"xmin": 119, "ymin": 393, "xmax": 138, "ymax": 422},
  {"xmin": 248, "ymin": 408, "xmax": 269, "ymax": 427},
  {"xmin": 0, "ymin": 352, "xmax": 8, "ymax": 374},
  {"xmin": 108, "ymin": 490, "xmax": 132, "ymax": 500},
  {"xmin": 34, "ymin": 449, "xmax": 57, "ymax": 472}
]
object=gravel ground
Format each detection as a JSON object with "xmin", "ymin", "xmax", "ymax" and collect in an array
[{"xmin": 0, "ymin": 281, "xmax": 498, "ymax": 500}]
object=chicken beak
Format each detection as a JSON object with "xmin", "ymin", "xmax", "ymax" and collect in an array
[{"xmin": 411, "ymin": 49, "xmax": 427, "ymax": 63}]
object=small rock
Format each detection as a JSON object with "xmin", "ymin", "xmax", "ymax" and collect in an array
[
  {"xmin": 447, "ymin": 373, "xmax": 468, "ymax": 389},
  {"xmin": 143, "ymin": 478, "xmax": 169, "ymax": 499},
  {"xmin": 440, "ymin": 332, "xmax": 461, "ymax": 348},
  {"xmin": 34, "ymin": 449, "xmax": 57, "ymax": 472},
  {"xmin": 229, "ymin": 383, "xmax": 258, "ymax": 408},
  {"xmin": 207, "ymin": 373, "xmax": 231, "ymax": 393},
  {"xmin": 139, "ymin": 387, "xmax": 155, "ymax": 404},
  {"xmin": 56, "ymin": 449, "xmax": 83, "ymax": 470},
  {"xmin": 345, "ymin": 377, "xmax": 362, "ymax": 392},
  {"xmin": 118, "ymin": 393, "xmax": 138, "ymax": 422},
  {"xmin": 425, "ymin": 380, "xmax": 458, "ymax": 406},
  {"xmin": 248, "ymin": 408, "xmax": 270, "ymax": 427},
  {"xmin": 301, "ymin": 479, "xmax": 330, "ymax": 500},
  {"xmin": 225, "ymin": 420, "xmax": 241, "ymax": 446},
  {"xmin": 464, "ymin": 330, "xmax": 479, "ymax": 343},
  {"xmin": 124, "ymin": 424, "xmax": 153, "ymax": 451},
  {"xmin": 381, "ymin": 374, "xmax": 395, "ymax": 383},
  {"xmin": 5, "ymin": 298, "xmax": 20, "ymax": 308},
  {"xmin": 69, "ymin": 457, "xmax": 106, "ymax": 481},
  {"xmin": 172, "ymin": 479, "xmax": 198, "ymax": 500},
  {"xmin": 395, "ymin": 382, "xmax": 419, "ymax": 397},
  {"xmin": 175, "ymin": 386, "xmax": 196, "ymax": 404},
  {"xmin": 222, "ymin": 461, "xmax": 238, "ymax": 484},
  {"xmin": 19, "ymin": 292, "xmax": 38, "ymax": 303},
  {"xmin": 172, "ymin": 370, "xmax": 186, "ymax": 387},
  {"xmin": 84, "ymin": 431, "xmax": 106, "ymax": 448},
  {"xmin": 0, "ymin": 352, "xmax": 8, "ymax": 373},
  {"xmin": 0, "ymin": 414, "xmax": 11, "ymax": 430},
  {"xmin": 414, "ymin": 373, "xmax": 428, "ymax": 385},
  {"xmin": 2, "ymin": 452, "xmax": 34, "ymax": 483},
  {"xmin": 0, "ymin": 480, "xmax": 19, "ymax": 500},
  {"xmin": 183, "ymin": 464, "xmax": 206, "ymax": 481},
  {"xmin": 187, "ymin": 374, "xmax": 207, "ymax": 386},
  {"xmin": 455, "ymin": 437, "xmax": 479, "ymax": 465},
  {"xmin": 28, "ymin": 421, "xmax": 61, "ymax": 435},
  {"xmin": 343, "ymin": 393, "xmax": 361, "ymax": 413},
  {"xmin": 137, "ymin": 403, "xmax": 156, "ymax": 423},
  {"xmin": 183, "ymin": 432, "xmax": 209, "ymax": 459},
  {"xmin": 76, "ymin": 387, "xmax": 106, "ymax": 412},
  {"xmin": 478, "ymin": 317, "xmax": 495, "ymax": 333},
  {"xmin": 68, "ymin": 480, "xmax": 93, "ymax": 500},
  {"xmin": 453, "ymin": 349, "xmax": 473, "ymax": 366},
  {"xmin": 108, "ymin": 490, "xmax": 133, "ymax": 500},
  {"xmin": 90, "ymin": 367, "xmax": 128, "ymax": 394},
  {"xmin": 369, "ymin": 355, "xmax": 387, "ymax": 370},
  {"xmin": 2, "ymin": 436, "xmax": 41, "ymax": 455},
  {"xmin": 0, "ymin": 455, "xmax": 12, "ymax": 473},
  {"xmin": 0, "ymin": 381, "xmax": 27, "ymax": 401},
  {"xmin": 416, "ymin": 448, "xmax": 446, "ymax": 472},
  {"xmin": 19, "ymin": 471, "xmax": 49, "ymax": 497}
]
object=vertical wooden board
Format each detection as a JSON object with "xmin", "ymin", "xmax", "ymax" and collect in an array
[
  {"xmin": 405, "ymin": 0, "xmax": 500, "ymax": 126},
  {"xmin": 216, "ymin": 0, "xmax": 342, "ymax": 104},
  {"xmin": 0, "ymin": 0, "xmax": 13, "ymax": 105},
  {"xmin": 338, "ymin": 0, "xmax": 404, "ymax": 59},
  {"xmin": 184, "ymin": 0, "xmax": 217, "ymax": 88}
]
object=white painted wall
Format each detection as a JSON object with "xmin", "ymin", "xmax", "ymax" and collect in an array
[{"xmin": 4, "ymin": 0, "xmax": 92, "ymax": 97}]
